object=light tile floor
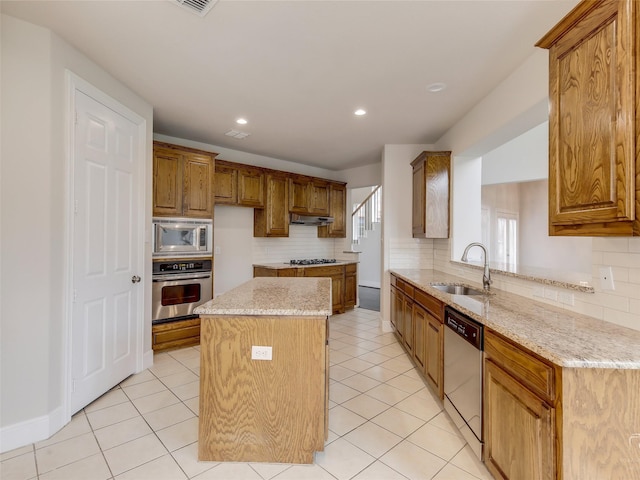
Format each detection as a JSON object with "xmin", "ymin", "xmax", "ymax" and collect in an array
[{"xmin": 1, "ymin": 308, "xmax": 493, "ymax": 480}]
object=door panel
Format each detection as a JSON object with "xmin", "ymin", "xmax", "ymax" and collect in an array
[{"xmin": 72, "ymin": 90, "xmax": 141, "ymax": 413}]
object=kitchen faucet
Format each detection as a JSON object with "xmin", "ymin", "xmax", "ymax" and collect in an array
[{"xmin": 461, "ymin": 242, "xmax": 492, "ymax": 291}]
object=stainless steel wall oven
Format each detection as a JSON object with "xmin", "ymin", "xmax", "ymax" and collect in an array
[{"xmin": 152, "ymin": 259, "xmax": 212, "ymax": 323}]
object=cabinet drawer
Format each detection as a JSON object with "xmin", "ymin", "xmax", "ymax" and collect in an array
[
  {"xmin": 345, "ymin": 263, "xmax": 357, "ymax": 274},
  {"xmin": 414, "ymin": 288, "xmax": 442, "ymax": 320},
  {"xmin": 391, "ymin": 275, "xmax": 398, "ymax": 287},
  {"xmin": 303, "ymin": 265, "xmax": 343, "ymax": 277},
  {"xmin": 396, "ymin": 279, "xmax": 414, "ymax": 296},
  {"xmin": 485, "ymin": 330, "xmax": 557, "ymax": 402},
  {"xmin": 152, "ymin": 319, "xmax": 200, "ymax": 351}
]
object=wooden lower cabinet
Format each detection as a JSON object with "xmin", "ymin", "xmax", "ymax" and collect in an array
[
  {"xmin": 344, "ymin": 263, "xmax": 357, "ymax": 309},
  {"xmin": 484, "ymin": 329, "xmax": 557, "ymax": 480},
  {"xmin": 484, "ymin": 359, "xmax": 555, "ymax": 480},
  {"xmin": 389, "ymin": 274, "xmax": 443, "ymax": 399},
  {"xmin": 424, "ymin": 312, "xmax": 443, "ymax": 397},
  {"xmin": 304, "ymin": 266, "xmax": 345, "ymax": 314},
  {"xmin": 152, "ymin": 318, "xmax": 200, "ymax": 351}
]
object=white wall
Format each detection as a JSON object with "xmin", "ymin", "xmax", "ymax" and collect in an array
[
  {"xmin": 1, "ymin": 14, "xmax": 153, "ymax": 451},
  {"xmin": 381, "ymin": 144, "xmax": 436, "ymax": 327},
  {"xmin": 481, "ymin": 122, "xmax": 548, "ymax": 185}
]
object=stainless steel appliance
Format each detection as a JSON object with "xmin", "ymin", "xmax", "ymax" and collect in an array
[
  {"xmin": 152, "ymin": 217, "xmax": 212, "ymax": 258},
  {"xmin": 289, "ymin": 258, "xmax": 337, "ymax": 265},
  {"xmin": 152, "ymin": 259, "xmax": 212, "ymax": 323},
  {"xmin": 443, "ymin": 306, "xmax": 484, "ymax": 460}
]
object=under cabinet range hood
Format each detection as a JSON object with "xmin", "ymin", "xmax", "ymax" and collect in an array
[{"xmin": 290, "ymin": 213, "xmax": 335, "ymax": 226}]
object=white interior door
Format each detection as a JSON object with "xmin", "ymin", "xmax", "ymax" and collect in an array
[{"xmin": 71, "ymin": 89, "xmax": 142, "ymax": 413}]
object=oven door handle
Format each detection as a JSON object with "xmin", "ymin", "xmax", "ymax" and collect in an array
[{"xmin": 152, "ymin": 273, "xmax": 212, "ymax": 282}]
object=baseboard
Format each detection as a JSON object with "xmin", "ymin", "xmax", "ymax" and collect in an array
[
  {"xmin": 358, "ymin": 281, "xmax": 381, "ymax": 289},
  {"xmin": 0, "ymin": 405, "xmax": 67, "ymax": 454},
  {"xmin": 142, "ymin": 348, "xmax": 154, "ymax": 371},
  {"xmin": 381, "ymin": 320, "xmax": 393, "ymax": 333}
]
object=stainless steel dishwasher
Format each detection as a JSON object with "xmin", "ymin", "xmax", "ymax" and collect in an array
[{"xmin": 443, "ymin": 306, "xmax": 484, "ymax": 460}]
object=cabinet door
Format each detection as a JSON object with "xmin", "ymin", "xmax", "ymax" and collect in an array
[
  {"xmin": 425, "ymin": 313, "xmax": 442, "ymax": 398},
  {"xmin": 238, "ymin": 168, "xmax": 264, "ymax": 207},
  {"xmin": 412, "ymin": 303, "xmax": 427, "ymax": 370},
  {"xmin": 289, "ymin": 175, "xmax": 311, "ymax": 214},
  {"xmin": 411, "ymin": 152, "xmax": 450, "ymax": 238},
  {"xmin": 318, "ymin": 183, "xmax": 347, "ymax": 238},
  {"xmin": 402, "ymin": 296, "xmax": 413, "ymax": 354},
  {"xmin": 214, "ymin": 164, "xmax": 238, "ymax": 205},
  {"xmin": 344, "ymin": 265, "xmax": 357, "ymax": 310},
  {"xmin": 484, "ymin": 360, "xmax": 555, "ymax": 480},
  {"xmin": 153, "ymin": 147, "xmax": 183, "ymax": 216},
  {"xmin": 183, "ymin": 152, "xmax": 213, "ymax": 217},
  {"xmin": 254, "ymin": 173, "xmax": 290, "ymax": 237},
  {"xmin": 303, "ymin": 266, "xmax": 344, "ymax": 314},
  {"xmin": 540, "ymin": 0, "xmax": 635, "ymax": 235},
  {"xmin": 390, "ymin": 286, "xmax": 399, "ymax": 333},
  {"xmin": 309, "ymin": 180, "xmax": 330, "ymax": 215}
]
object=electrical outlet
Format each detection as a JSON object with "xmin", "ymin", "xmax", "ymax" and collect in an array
[
  {"xmin": 533, "ymin": 286, "xmax": 545, "ymax": 298},
  {"xmin": 251, "ymin": 346, "xmax": 272, "ymax": 361},
  {"xmin": 599, "ymin": 266, "xmax": 615, "ymax": 290},
  {"xmin": 544, "ymin": 289, "xmax": 558, "ymax": 301},
  {"xmin": 214, "ymin": 246, "xmax": 221, "ymax": 255}
]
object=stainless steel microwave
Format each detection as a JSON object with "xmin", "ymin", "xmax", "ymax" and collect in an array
[{"xmin": 152, "ymin": 217, "xmax": 212, "ymax": 258}]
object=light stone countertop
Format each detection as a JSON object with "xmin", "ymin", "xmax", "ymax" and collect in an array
[
  {"xmin": 195, "ymin": 277, "xmax": 332, "ymax": 316},
  {"xmin": 391, "ymin": 269, "xmax": 640, "ymax": 369},
  {"xmin": 253, "ymin": 261, "xmax": 358, "ymax": 269}
]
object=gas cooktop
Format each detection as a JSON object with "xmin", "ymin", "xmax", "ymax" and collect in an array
[{"xmin": 289, "ymin": 258, "xmax": 337, "ymax": 265}]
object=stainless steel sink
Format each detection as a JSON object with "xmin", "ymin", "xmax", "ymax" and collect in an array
[{"xmin": 431, "ymin": 284, "xmax": 486, "ymax": 296}]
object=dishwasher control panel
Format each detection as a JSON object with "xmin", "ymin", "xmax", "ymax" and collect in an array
[{"xmin": 444, "ymin": 307, "xmax": 483, "ymax": 350}]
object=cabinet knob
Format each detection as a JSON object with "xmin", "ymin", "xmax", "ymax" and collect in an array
[{"xmin": 131, "ymin": 275, "xmax": 141, "ymax": 284}]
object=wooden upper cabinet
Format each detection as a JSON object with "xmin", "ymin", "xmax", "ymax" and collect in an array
[
  {"xmin": 289, "ymin": 176, "xmax": 330, "ymax": 215},
  {"xmin": 309, "ymin": 180, "xmax": 330, "ymax": 215},
  {"xmin": 411, "ymin": 151, "xmax": 450, "ymax": 238},
  {"xmin": 537, "ymin": 0, "xmax": 639, "ymax": 236},
  {"xmin": 318, "ymin": 182, "xmax": 347, "ymax": 238},
  {"xmin": 254, "ymin": 172, "xmax": 289, "ymax": 237},
  {"xmin": 289, "ymin": 175, "xmax": 311, "ymax": 214},
  {"xmin": 153, "ymin": 142, "xmax": 215, "ymax": 218},
  {"xmin": 215, "ymin": 160, "xmax": 264, "ymax": 208}
]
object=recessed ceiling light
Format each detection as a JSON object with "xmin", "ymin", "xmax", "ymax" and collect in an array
[
  {"xmin": 236, "ymin": 118, "xmax": 248, "ymax": 125},
  {"xmin": 427, "ymin": 83, "xmax": 447, "ymax": 93},
  {"xmin": 354, "ymin": 109, "xmax": 367, "ymax": 116}
]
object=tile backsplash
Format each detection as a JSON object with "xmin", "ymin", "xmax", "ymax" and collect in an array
[
  {"xmin": 430, "ymin": 237, "xmax": 640, "ymax": 332},
  {"xmin": 252, "ymin": 225, "xmax": 338, "ymax": 264}
]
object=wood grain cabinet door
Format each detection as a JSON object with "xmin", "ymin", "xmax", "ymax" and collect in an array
[
  {"xmin": 411, "ymin": 151, "xmax": 450, "ymax": 239},
  {"xmin": 484, "ymin": 360, "xmax": 555, "ymax": 480},
  {"xmin": 289, "ymin": 175, "xmax": 311, "ymax": 214},
  {"xmin": 538, "ymin": 0, "xmax": 637, "ymax": 235},
  {"xmin": 214, "ymin": 163, "xmax": 238, "ymax": 205},
  {"xmin": 254, "ymin": 173, "xmax": 290, "ymax": 237},
  {"xmin": 153, "ymin": 147, "xmax": 183, "ymax": 216},
  {"xmin": 318, "ymin": 183, "xmax": 347, "ymax": 238},
  {"xmin": 237, "ymin": 167, "xmax": 264, "ymax": 207},
  {"xmin": 425, "ymin": 313, "xmax": 442, "ymax": 397},
  {"xmin": 309, "ymin": 180, "xmax": 330, "ymax": 216},
  {"xmin": 183, "ymin": 153, "xmax": 213, "ymax": 217},
  {"xmin": 412, "ymin": 303, "xmax": 427, "ymax": 370}
]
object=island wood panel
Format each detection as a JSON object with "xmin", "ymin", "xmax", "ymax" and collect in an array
[
  {"xmin": 561, "ymin": 367, "xmax": 640, "ymax": 480},
  {"xmin": 198, "ymin": 315, "xmax": 327, "ymax": 464}
]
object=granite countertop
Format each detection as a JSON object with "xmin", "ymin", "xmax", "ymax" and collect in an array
[
  {"xmin": 195, "ymin": 277, "xmax": 332, "ymax": 316},
  {"xmin": 253, "ymin": 261, "xmax": 358, "ymax": 269},
  {"xmin": 391, "ymin": 269, "xmax": 640, "ymax": 369}
]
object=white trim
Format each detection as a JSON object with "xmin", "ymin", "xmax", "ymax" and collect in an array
[
  {"xmin": 381, "ymin": 320, "xmax": 393, "ymax": 333},
  {"xmin": 64, "ymin": 71, "xmax": 148, "ymax": 420},
  {"xmin": 0, "ymin": 406, "xmax": 65, "ymax": 454},
  {"xmin": 358, "ymin": 280, "xmax": 381, "ymax": 289}
]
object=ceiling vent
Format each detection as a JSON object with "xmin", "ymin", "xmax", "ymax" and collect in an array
[
  {"xmin": 173, "ymin": 0, "xmax": 218, "ymax": 17},
  {"xmin": 225, "ymin": 130, "xmax": 250, "ymax": 139}
]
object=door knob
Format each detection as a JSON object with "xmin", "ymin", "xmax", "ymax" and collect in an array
[{"xmin": 131, "ymin": 275, "xmax": 141, "ymax": 284}]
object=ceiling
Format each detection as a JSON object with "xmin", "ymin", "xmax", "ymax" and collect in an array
[{"xmin": 1, "ymin": 0, "xmax": 579, "ymax": 171}]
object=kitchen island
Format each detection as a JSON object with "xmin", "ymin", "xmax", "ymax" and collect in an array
[{"xmin": 194, "ymin": 277, "xmax": 331, "ymax": 464}]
